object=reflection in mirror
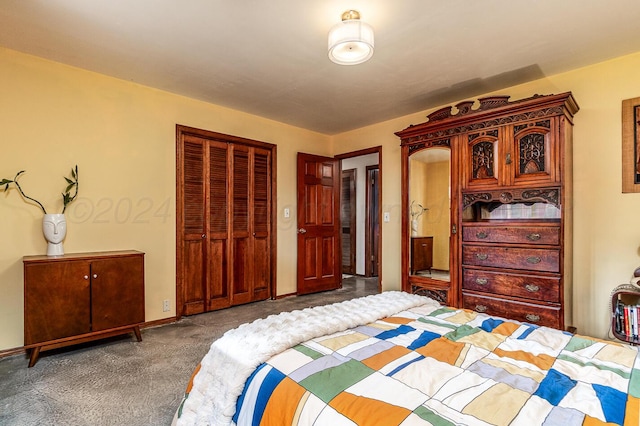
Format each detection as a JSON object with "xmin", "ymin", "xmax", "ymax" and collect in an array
[{"xmin": 409, "ymin": 148, "xmax": 451, "ymax": 282}]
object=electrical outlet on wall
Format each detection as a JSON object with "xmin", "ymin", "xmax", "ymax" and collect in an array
[{"xmin": 163, "ymin": 299, "xmax": 170, "ymax": 312}]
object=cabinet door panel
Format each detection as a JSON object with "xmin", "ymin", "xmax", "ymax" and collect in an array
[
  {"xmin": 207, "ymin": 238, "xmax": 229, "ymax": 310},
  {"xmin": 91, "ymin": 256, "xmax": 144, "ymax": 331},
  {"xmin": 181, "ymin": 137, "xmax": 207, "ymax": 315},
  {"xmin": 511, "ymin": 120, "xmax": 557, "ymax": 186},
  {"xmin": 465, "ymin": 130, "xmax": 500, "ymax": 189},
  {"xmin": 232, "ymin": 237, "xmax": 251, "ymax": 304},
  {"xmin": 24, "ymin": 261, "xmax": 90, "ymax": 344},
  {"xmin": 231, "ymin": 145, "xmax": 252, "ymax": 304},
  {"xmin": 182, "ymin": 239, "xmax": 205, "ymax": 315},
  {"xmin": 207, "ymin": 142, "xmax": 231, "ymax": 309},
  {"xmin": 252, "ymin": 148, "xmax": 271, "ymax": 301},
  {"xmin": 253, "ymin": 235, "xmax": 270, "ymax": 299}
]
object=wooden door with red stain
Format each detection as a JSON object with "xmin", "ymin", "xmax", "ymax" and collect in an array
[{"xmin": 296, "ymin": 153, "xmax": 341, "ymax": 295}]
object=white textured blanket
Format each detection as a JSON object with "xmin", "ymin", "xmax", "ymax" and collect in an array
[{"xmin": 176, "ymin": 291, "xmax": 434, "ymax": 426}]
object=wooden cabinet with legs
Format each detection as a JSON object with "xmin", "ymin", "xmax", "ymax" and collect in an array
[
  {"xmin": 23, "ymin": 250, "xmax": 145, "ymax": 367},
  {"xmin": 410, "ymin": 236, "xmax": 433, "ymax": 275},
  {"xmin": 397, "ymin": 93, "xmax": 578, "ymax": 330}
]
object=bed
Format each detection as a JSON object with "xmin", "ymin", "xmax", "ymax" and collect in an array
[{"xmin": 174, "ymin": 291, "xmax": 640, "ymax": 425}]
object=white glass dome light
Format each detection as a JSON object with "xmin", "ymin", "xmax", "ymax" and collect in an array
[{"xmin": 328, "ymin": 10, "xmax": 374, "ymax": 65}]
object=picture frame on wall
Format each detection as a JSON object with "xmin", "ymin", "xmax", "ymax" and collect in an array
[{"xmin": 622, "ymin": 96, "xmax": 640, "ymax": 193}]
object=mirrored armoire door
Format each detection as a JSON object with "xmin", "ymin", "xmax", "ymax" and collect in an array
[{"xmin": 396, "ymin": 128, "xmax": 461, "ymax": 307}]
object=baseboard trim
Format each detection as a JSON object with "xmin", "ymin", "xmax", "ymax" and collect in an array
[
  {"xmin": 141, "ymin": 316, "xmax": 177, "ymax": 329},
  {"xmin": 0, "ymin": 316, "xmax": 179, "ymax": 361},
  {"xmin": 274, "ymin": 291, "xmax": 297, "ymax": 299},
  {"xmin": 0, "ymin": 346, "xmax": 26, "ymax": 359}
]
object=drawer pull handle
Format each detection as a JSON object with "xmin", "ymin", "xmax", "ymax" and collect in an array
[
  {"xmin": 527, "ymin": 233, "xmax": 541, "ymax": 241},
  {"xmin": 525, "ymin": 314, "xmax": 540, "ymax": 323},
  {"xmin": 475, "ymin": 278, "xmax": 488, "ymax": 285},
  {"xmin": 421, "ymin": 244, "xmax": 428, "ymax": 247},
  {"xmin": 526, "ymin": 256, "xmax": 541, "ymax": 264},
  {"xmin": 476, "ymin": 253, "xmax": 488, "ymax": 260},
  {"xmin": 525, "ymin": 284, "xmax": 540, "ymax": 292},
  {"xmin": 475, "ymin": 305, "xmax": 487, "ymax": 313},
  {"xmin": 476, "ymin": 231, "xmax": 488, "ymax": 239}
]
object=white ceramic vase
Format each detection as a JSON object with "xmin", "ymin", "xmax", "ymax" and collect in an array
[
  {"xmin": 411, "ymin": 219, "xmax": 418, "ymax": 237},
  {"xmin": 42, "ymin": 213, "xmax": 67, "ymax": 256}
]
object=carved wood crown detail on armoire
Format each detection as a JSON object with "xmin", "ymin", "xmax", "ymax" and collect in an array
[{"xmin": 396, "ymin": 92, "xmax": 579, "ymax": 331}]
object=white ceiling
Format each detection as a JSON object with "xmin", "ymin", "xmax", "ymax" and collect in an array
[{"xmin": 2, "ymin": 0, "xmax": 640, "ymax": 135}]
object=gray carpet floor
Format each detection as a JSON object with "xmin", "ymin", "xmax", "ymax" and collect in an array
[{"xmin": 0, "ymin": 276, "xmax": 378, "ymax": 425}]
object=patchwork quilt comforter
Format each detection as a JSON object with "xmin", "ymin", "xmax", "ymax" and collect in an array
[{"xmin": 176, "ymin": 292, "xmax": 640, "ymax": 426}]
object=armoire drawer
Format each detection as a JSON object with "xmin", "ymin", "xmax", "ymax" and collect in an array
[
  {"xmin": 462, "ymin": 245, "xmax": 560, "ymax": 273},
  {"xmin": 462, "ymin": 268, "xmax": 560, "ymax": 302},
  {"xmin": 462, "ymin": 293, "xmax": 560, "ymax": 328},
  {"xmin": 463, "ymin": 225, "xmax": 560, "ymax": 245}
]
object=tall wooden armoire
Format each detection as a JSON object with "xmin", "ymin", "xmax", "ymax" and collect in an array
[{"xmin": 397, "ymin": 93, "xmax": 578, "ymax": 330}]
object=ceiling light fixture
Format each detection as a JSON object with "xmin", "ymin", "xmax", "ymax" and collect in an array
[{"xmin": 328, "ymin": 10, "xmax": 374, "ymax": 65}]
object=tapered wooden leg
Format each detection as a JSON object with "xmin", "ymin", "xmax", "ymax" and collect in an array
[
  {"xmin": 28, "ymin": 346, "xmax": 41, "ymax": 368},
  {"xmin": 133, "ymin": 326, "xmax": 142, "ymax": 342}
]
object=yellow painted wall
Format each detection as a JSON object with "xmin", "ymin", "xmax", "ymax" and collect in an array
[
  {"xmin": 334, "ymin": 51, "xmax": 640, "ymax": 339},
  {"xmin": 3, "ymin": 45, "xmax": 640, "ymax": 351},
  {"xmin": 0, "ymin": 47, "xmax": 331, "ymax": 351}
]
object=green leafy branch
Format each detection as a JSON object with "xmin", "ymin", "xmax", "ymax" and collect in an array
[
  {"xmin": 61, "ymin": 165, "xmax": 79, "ymax": 213},
  {"xmin": 1, "ymin": 165, "xmax": 79, "ymax": 214}
]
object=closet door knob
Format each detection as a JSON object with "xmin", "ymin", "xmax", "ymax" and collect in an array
[
  {"xmin": 297, "ymin": 228, "xmax": 307, "ymax": 234},
  {"xmin": 93, "ymin": 274, "xmax": 98, "ymax": 279},
  {"xmin": 201, "ymin": 234, "xmax": 206, "ymax": 239},
  {"xmin": 84, "ymin": 275, "xmax": 89, "ymax": 280}
]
